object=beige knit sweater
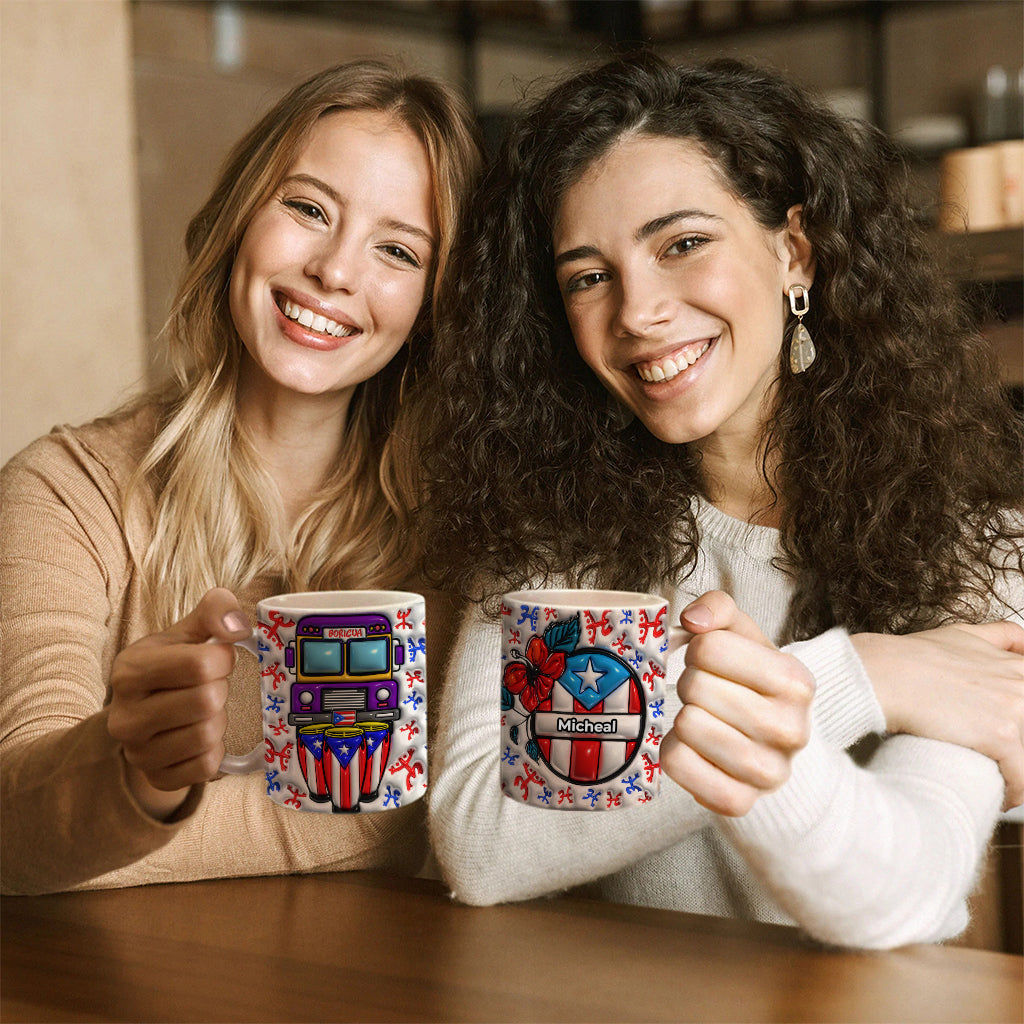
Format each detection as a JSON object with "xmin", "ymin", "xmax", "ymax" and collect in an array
[{"xmin": 1, "ymin": 406, "xmax": 461, "ymax": 895}]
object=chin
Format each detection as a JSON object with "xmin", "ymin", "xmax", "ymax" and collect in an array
[{"xmin": 635, "ymin": 415, "xmax": 707, "ymax": 446}]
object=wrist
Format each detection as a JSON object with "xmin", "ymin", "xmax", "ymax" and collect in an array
[
  {"xmin": 849, "ymin": 632, "xmax": 905, "ymax": 734},
  {"xmin": 123, "ymin": 760, "xmax": 191, "ymax": 822}
]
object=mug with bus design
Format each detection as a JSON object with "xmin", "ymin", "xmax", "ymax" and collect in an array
[
  {"xmin": 220, "ymin": 591, "xmax": 427, "ymax": 813},
  {"xmin": 500, "ymin": 589, "xmax": 682, "ymax": 810}
]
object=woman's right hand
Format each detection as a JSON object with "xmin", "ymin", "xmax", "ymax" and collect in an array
[
  {"xmin": 660, "ymin": 591, "xmax": 815, "ymax": 817},
  {"xmin": 107, "ymin": 587, "xmax": 251, "ymax": 819},
  {"xmin": 851, "ymin": 622, "xmax": 1024, "ymax": 810}
]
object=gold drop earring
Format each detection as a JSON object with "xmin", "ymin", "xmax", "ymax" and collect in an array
[{"xmin": 787, "ymin": 284, "xmax": 816, "ymax": 374}]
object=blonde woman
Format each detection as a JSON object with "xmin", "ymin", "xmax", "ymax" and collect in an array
[{"xmin": 1, "ymin": 60, "xmax": 481, "ymax": 894}]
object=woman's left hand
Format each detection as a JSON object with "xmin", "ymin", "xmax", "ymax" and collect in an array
[
  {"xmin": 852, "ymin": 622, "xmax": 1024, "ymax": 810},
  {"xmin": 660, "ymin": 591, "xmax": 815, "ymax": 816}
]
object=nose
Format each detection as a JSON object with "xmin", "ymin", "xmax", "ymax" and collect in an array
[
  {"xmin": 613, "ymin": 266, "xmax": 674, "ymax": 339},
  {"xmin": 304, "ymin": 234, "xmax": 360, "ymax": 293}
]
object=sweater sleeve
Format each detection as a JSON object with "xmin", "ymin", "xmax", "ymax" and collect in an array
[
  {"xmin": 428, "ymin": 601, "xmax": 713, "ymax": 906},
  {"xmin": 0, "ymin": 430, "xmax": 201, "ymax": 893},
  {"xmin": 784, "ymin": 628, "xmax": 887, "ymax": 748},
  {"xmin": 718, "ymin": 728, "xmax": 1003, "ymax": 949},
  {"xmin": 666, "ymin": 625, "xmax": 886, "ymax": 750},
  {"xmin": 718, "ymin": 567, "xmax": 1021, "ymax": 950}
]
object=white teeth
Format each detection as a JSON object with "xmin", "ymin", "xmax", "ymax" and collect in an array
[
  {"xmin": 281, "ymin": 298, "xmax": 356, "ymax": 338},
  {"xmin": 636, "ymin": 342, "xmax": 710, "ymax": 382}
]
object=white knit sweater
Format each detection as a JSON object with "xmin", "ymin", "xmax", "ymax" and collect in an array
[{"xmin": 428, "ymin": 499, "xmax": 1018, "ymax": 949}]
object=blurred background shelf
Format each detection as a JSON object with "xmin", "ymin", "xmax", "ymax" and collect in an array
[
  {"xmin": 240, "ymin": 0, "xmax": 1014, "ymax": 132},
  {"xmin": 945, "ymin": 225, "xmax": 1024, "ymax": 284},
  {"xmin": 941, "ymin": 228, "xmax": 1024, "ymax": 392}
]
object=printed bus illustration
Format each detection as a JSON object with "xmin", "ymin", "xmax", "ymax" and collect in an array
[{"xmin": 286, "ymin": 613, "xmax": 403, "ymax": 728}]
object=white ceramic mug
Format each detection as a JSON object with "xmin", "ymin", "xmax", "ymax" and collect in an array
[
  {"xmin": 221, "ymin": 590, "xmax": 427, "ymax": 814},
  {"xmin": 499, "ymin": 589, "xmax": 683, "ymax": 810}
]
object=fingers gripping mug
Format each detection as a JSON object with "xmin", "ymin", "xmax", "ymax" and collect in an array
[
  {"xmin": 500, "ymin": 590, "xmax": 682, "ymax": 810},
  {"xmin": 220, "ymin": 591, "xmax": 427, "ymax": 813}
]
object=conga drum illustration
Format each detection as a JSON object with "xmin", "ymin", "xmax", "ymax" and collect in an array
[
  {"xmin": 296, "ymin": 724, "xmax": 332, "ymax": 803},
  {"xmin": 323, "ymin": 727, "xmax": 364, "ymax": 813}
]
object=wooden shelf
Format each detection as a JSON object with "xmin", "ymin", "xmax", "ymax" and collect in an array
[
  {"xmin": 241, "ymin": 0, "xmax": 974, "ymax": 52},
  {"xmin": 941, "ymin": 226, "xmax": 1024, "ymax": 284},
  {"xmin": 938, "ymin": 228, "xmax": 1024, "ymax": 389}
]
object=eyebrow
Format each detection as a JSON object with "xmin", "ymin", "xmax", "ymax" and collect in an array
[
  {"xmin": 282, "ymin": 173, "xmax": 436, "ymax": 249},
  {"xmin": 554, "ymin": 244, "xmax": 602, "ymax": 268},
  {"xmin": 635, "ymin": 209, "xmax": 721, "ymax": 242},
  {"xmin": 554, "ymin": 208, "xmax": 722, "ymax": 268}
]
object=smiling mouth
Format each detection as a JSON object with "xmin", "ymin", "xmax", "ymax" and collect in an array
[
  {"xmin": 634, "ymin": 338, "xmax": 713, "ymax": 383},
  {"xmin": 277, "ymin": 296, "xmax": 359, "ymax": 339}
]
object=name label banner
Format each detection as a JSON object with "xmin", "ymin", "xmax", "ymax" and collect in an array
[{"xmin": 533, "ymin": 712, "xmax": 643, "ymax": 741}]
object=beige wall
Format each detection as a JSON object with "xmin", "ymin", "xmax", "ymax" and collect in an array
[
  {"xmin": 663, "ymin": 0, "xmax": 1023, "ymax": 129},
  {"xmin": 1, "ymin": 0, "xmax": 145, "ymax": 465}
]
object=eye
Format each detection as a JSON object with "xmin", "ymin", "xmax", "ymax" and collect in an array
[
  {"xmin": 565, "ymin": 270, "xmax": 610, "ymax": 295},
  {"xmin": 378, "ymin": 243, "xmax": 422, "ymax": 269},
  {"xmin": 283, "ymin": 198, "xmax": 326, "ymax": 223},
  {"xmin": 663, "ymin": 235, "xmax": 708, "ymax": 257}
]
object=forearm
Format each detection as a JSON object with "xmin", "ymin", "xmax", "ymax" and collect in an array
[
  {"xmin": 428, "ymin": 608, "xmax": 711, "ymax": 905},
  {"xmin": 74, "ymin": 773, "xmax": 428, "ymax": 892},
  {"xmin": 719, "ymin": 728, "xmax": 1003, "ymax": 949},
  {"xmin": 1, "ymin": 713, "xmax": 201, "ymax": 894},
  {"xmin": 3, "ymin": 715, "xmax": 429, "ymax": 894}
]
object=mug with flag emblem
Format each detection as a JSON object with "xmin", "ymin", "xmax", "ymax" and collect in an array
[{"xmin": 499, "ymin": 589, "xmax": 683, "ymax": 810}]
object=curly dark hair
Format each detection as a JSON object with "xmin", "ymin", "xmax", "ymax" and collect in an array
[{"xmin": 414, "ymin": 52, "xmax": 1023, "ymax": 640}]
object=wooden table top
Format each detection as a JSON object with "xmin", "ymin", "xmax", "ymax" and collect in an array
[{"xmin": 2, "ymin": 870, "xmax": 1021, "ymax": 1023}]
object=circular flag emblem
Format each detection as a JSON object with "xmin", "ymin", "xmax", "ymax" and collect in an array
[{"xmin": 527, "ymin": 647, "xmax": 645, "ymax": 785}]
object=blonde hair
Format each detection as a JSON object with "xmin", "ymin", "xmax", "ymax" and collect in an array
[{"xmin": 127, "ymin": 60, "xmax": 482, "ymax": 626}]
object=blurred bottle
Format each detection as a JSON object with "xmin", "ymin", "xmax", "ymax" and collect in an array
[
  {"xmin": 1012, "ymin": 67, "xmax": 1024, "ymax": 140},
  {"xmin": 975, "ymin": 65, "xmax": 1023, "ymax": 144}
]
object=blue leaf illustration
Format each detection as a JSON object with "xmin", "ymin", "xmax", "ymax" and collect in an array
[
  {"xmin": 510, "ymin": 725, "xmax": 519, "ymax": 744},
  {"xmin": 543, "ymin": 614, "xmax": 580, "ymax": 654},
  {"xmin": 526, "ymin": 738, "xmax": 541, "ymax": 761},
  {"xmin": 500, "ymin": 686, "xmax": 514, "ymax": 711}
]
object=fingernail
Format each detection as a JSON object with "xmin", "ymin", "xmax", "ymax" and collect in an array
[
  {"xmin": 222, "ymin": 611, "xmax": 249, "ymax": 635},
  {"xmin": 682, "ymin": 603, "xmax": 714, "ymax": 629}
]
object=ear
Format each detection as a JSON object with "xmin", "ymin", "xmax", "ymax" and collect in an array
[{"xmin": 781, "ymin": 204, "xmax": 815, "ymax": 290}]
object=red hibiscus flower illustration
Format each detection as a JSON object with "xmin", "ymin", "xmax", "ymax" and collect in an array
[{"xmin": 503, "ymin": 636, "xmax": 566, "ymax": 713}]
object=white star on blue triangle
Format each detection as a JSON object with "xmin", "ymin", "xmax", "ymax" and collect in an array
[
  {"xmin": 558, "ymin": 651, "xmax": 633, "ymax": 710},
  {"xmin": 575, "ymin": 658, "xmax": 606, "ymax": 693}
]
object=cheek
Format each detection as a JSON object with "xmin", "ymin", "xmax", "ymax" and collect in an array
[
  {"xmin": 703, "ymin": 262, "xmax": 785, "ymax": 340},
  {"xmin": 374, "ymin": 276, "xmax": 428, "ymax": 335},
  {"xmin": 227, "ymin": 224, "xmax": 269, "ymax": 334},
  {"xmin": 227, "ymin": 259, "xmax": 251, "ymax": 341},
  {"xmin": 565, "ymin": 304, "xmax": 601, "ymax": 361},
  {"xmin": 689, "ymin": 259, "xmax": 744, "ymax": 309}
]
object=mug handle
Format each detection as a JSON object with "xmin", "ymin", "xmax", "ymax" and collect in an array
[
  {"xmin": 216, "ymin": 632, "xmax": 265, "ymax": 775},
  {"xmin": 666, "ymin": 624, "xmax": 688, "ymax": 656}
]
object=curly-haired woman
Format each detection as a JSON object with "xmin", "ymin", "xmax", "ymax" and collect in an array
[
  {"xmin": 418, "ymin": 53, "xmax": 1023, "ymax": 948},
  {"xmin": 1, "ymin": 59, "xmax": 481, "ymax": 894}
]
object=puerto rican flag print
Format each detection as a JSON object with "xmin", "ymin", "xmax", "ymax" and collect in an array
[
  {"xmin": 324, "ymin": 729, "xmax": 364, "ymax": 813},
  {"xmin": 357, "ymin": 724, "xmax": 392, "ymax": 800},
  {"xmin": 530, "ymin": 649, "xmax": 644, "ymax": 785},
  {"xmin": 297, "ymin": 729, "xmax": 331, "ymax": 802}
]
